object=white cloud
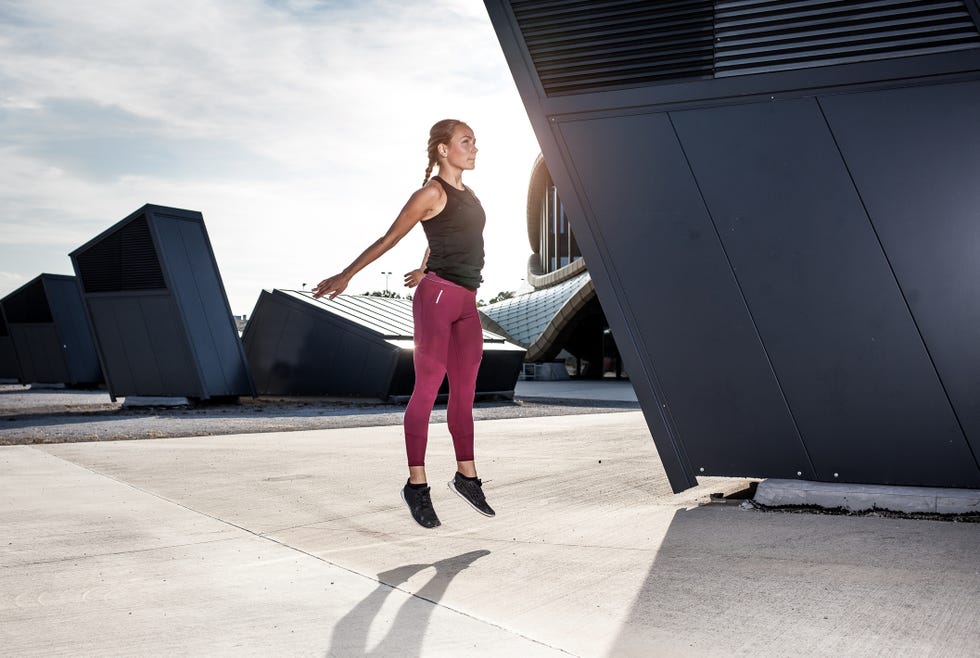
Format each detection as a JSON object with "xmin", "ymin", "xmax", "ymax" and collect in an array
[{"xmin": 0, "ymin": 0, "xmax": 541, "ymax": 314}]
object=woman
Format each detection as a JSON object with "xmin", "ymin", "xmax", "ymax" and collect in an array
[{"xmin": 313, "ymin": 119, "xmax": 494, "ymax": 529}]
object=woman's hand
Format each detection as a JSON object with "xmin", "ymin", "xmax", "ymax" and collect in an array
[
  {"xmin": 403, "ymin": 268, "xmax": 425, "ymax": 289},
  {"xmin": 312, "ymin": 273, "xmax": 350, "ymax": 299}
]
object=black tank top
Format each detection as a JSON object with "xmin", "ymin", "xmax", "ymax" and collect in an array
[{"xmin": 422, "ymin": 176, "xmax": 486, "ymax": 290}]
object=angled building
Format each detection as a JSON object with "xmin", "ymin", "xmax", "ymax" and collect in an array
[
  {"xmin": 242, "ymin": 289, "xmax": 525, "ymax": 400},
  {"xmin": 70, "ymin": 204, "xmax": 255, "ymax": 401},
  {"xmin": 486, "ymin": 0, "xmax": 980, "ymax": 491},
  {"xmin": 0, "ymin": 274, "xmax": 102, "ymax": 387}
]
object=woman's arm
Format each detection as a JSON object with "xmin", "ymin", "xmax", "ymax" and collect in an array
[{"xmin": 313, "ymin": 187, "xmax": 443, "ymax": 299}]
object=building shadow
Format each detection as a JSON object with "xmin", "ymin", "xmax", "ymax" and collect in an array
[
  {"xmin": 606, "ymin": 505, "xmax": 979, "ymax": 657},
  {"xmin": 326, "ymin": 549, "xmax": 491, "ymax": 658}
]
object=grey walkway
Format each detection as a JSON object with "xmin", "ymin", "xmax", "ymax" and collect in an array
[{"xmin": 1, "ymin": 412, "xmax": 977, "ymax": 657}]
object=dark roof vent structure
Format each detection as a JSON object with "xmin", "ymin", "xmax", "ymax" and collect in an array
[
  {"xmin": 242, "ymin": 290, "xmax": 526, "ymax": 400},
  {"xmin": 70, "ymin": 204, "xmax": 255, "ymax": 401},
  {"xmin": 0, "ymin": 274, "xmax": 103, "ymax": 386}
]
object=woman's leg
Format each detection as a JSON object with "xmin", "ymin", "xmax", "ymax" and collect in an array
[
  {"xmin": 446, "ymin": 300, "xmax": 484, "ymax": 475},
  {"xmin": 403, "ymin": 278, "xmax": 453, "ymax": 478}
]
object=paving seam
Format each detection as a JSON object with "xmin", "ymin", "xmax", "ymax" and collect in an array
[{"xmin": 32, "ymin": 446, "xmax": 579, "ymax": 657}]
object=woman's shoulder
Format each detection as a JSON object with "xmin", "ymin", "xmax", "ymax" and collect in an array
[{"xmin": 412, "ymin": 178, "xmax": 448, "ymax": 221}]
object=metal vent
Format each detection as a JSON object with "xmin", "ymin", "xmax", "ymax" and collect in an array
[
  {"xmin": 510, "ymin": 0, "xmax": 980, "ymax": 95},
  {"xmin": 511, "ymin": 0, "xmax": 715, "ymax": 95},
  {"xmin": 715, "ymin": 0, "xmax": 980, "ymax": 77},
  {"xmin": 2, "ymin": 279, "xmax": 53, "ymax": 324},
  {"xmin": 75, "ymin": 216, "xmax": 166, "ymax": 292}
]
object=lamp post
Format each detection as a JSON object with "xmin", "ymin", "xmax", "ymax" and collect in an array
[{"xmin": 382, "ymin": 271, "xmax": 392, "ymax": 294}]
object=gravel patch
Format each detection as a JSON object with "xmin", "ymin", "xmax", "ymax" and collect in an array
[{"xmin": 0, "ymin": 384, "xmax": 639, "ymax": 444}]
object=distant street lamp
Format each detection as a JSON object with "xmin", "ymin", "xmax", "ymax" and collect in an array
[{"xmin": 382, "ymin": 271, "xmax": 392, "ymax": 293}]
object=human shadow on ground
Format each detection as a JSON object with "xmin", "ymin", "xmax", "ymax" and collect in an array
[{"xmin": 326, "ymin": 549, "xmax": 491, "ymax": 658}]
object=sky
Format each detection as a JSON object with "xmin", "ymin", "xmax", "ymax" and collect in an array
[{"xmin": 0, "ymin": 0, "xmax": 542, "ymax": 316}]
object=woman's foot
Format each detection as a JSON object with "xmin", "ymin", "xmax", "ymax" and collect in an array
[
  {"xmin": 401, "ymin": 480, "xmax": 441, "ymax": 528},
  {"xmin": 448, "ymin": 472, "xmax": 495, "ymax": 517}
]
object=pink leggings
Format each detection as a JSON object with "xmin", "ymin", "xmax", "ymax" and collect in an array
[{"xmin": 404, "ymin": 273, "xmax": 483, "ymax": 467}]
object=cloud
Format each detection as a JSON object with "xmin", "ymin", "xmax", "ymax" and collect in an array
[{"xmin": 0, "ymin": 0, "xmax": 542, "ymax": 314}]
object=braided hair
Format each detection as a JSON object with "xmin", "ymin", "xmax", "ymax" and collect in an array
[{"xmin": 423, "ymin": 119, "xmax": 466, "ymax": 186}]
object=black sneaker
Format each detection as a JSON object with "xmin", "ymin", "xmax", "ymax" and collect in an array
[
  {"xmin": 448, "ymin": 472, "xmax": 495, "ymax": 517},
  {"xmin": 401, "ymin": 481, "xmax": 441, "ymax": 528}
]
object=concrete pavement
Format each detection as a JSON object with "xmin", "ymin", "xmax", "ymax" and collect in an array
[
  {"xmin": 514, "ymin": 378, "xmax": 638, "ymax": 403},
  {"xmin": 1, "ymin": 411, "xmax": 978, "ymax": 657}
]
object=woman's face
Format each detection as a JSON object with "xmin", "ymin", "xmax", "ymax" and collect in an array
[{"xmin": 442, "ymin": 124, "xmax": 478, "ymax": 170}]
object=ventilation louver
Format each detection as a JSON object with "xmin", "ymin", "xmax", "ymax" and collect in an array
[
  {"xmin": 2, "ymin": 278, "xmax": 53, "ymax": 324},
  {"xmin": 512, "ymin": 0, "xmax": 715, "ymax": 95},
  {"xmin": 74, "ymin": 216, "xmax": 166, "ymax": 292},
  {"xmin": 511, "ymin": 0, "xmax": 980, "ymax": 95}
]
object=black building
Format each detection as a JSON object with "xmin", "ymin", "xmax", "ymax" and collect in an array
[
  {"xmin": 0, "ymin": 274, "xmax": 102, "ymax": 386},
  {"xmin": 243, "ymin": 289, "xmax": 526, "ymax": 400},
  {"xmin": 70, "ymin": 204, "xmax": 255, "ymax": 401},
  {"xmin": 486, "ymin": 0, "xmax": 980, "ymax": 491}
]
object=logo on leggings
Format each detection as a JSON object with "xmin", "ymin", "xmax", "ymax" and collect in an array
[{"xmin": 435, "ymin": 290, "xmax": 443, "ymax": 304}]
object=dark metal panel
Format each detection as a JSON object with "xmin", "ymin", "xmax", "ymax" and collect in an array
[
  {"xmin": 241, "ymin": 291, "xmax": 284, "ymax": 394},
  {"xmin": 8, "ymin": 325, "xmax": 67, "ymax": 384},
  {"xmin": 153, "ymin": 212, "xmax": 254, "ymax": 397},
  {"xmin": 821, "ymin": 80, "xmax": 980, "ymax": 468},
  {"xmin": 44, "ymin": 277, "xmax": 102, "ymax": 385},
  {"xmin": 555, "ymin": 112, "xmax": 815, "ymax": 481},
  {"xmin": 0, "ymin": 336, "xmax": 19, "ymax": 381},
  {"xmin": 672, "ymin": 98, "xmax": 979, "ymax": 487},
  {"xmin": 86, "ymin": 295, "xmax": 200, "ymax": 397}
]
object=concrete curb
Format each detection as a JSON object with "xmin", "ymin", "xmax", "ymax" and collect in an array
[{"xmin": 755, "ymin": 478, "xmax": 980, "ymax": 514}]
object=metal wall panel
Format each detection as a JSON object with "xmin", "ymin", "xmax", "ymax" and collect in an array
[
  {"xmin": 86, "ymin": 295, "xmax": 200, "ymax": 397},
  {"xmin": 8, "ymin": 325, "xmax": 67, "ymax": 384},
  {"xmin": 45, "ymin": 277, "xmax": 102, "ymax": 386},
  {"xmin": 0, "ymin": 335, "xmax": 19, "ymax": 381},
  {"xmin": 154, "ymin": 215, "xmax": 253, "ymax": 397},
  {"xmin": 672, "ymin": 99, "xmax": 978, "ymax": 486},
  {"xmin": 556, "ymin": 114, "xmax": 815, "ymax": 481},
  {"xmin": 820, "ymin": 80, "xmax": 980, "ymax": 464}
]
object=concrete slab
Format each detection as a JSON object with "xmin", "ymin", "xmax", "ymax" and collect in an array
[
  {"xmin": 122, "ymin": 396, "xmax": 191, "ymax": 408},
  {"xmin": 2, "ymin": 412, "xmax": 978, "ymax": 656},
  {"xmin": 755, "ymin": 478, "xmax": 980, "ymax": 514},
  {"xmin": 514, "ymin": 379, "xmax": 637, "ymax": 403}
]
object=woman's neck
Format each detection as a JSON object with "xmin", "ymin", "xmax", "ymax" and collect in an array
[{"xmin": 435, "ymin": 166, "xmax": 464, "ymax": 189}]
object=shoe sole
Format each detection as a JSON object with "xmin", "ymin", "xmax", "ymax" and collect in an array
[
  {"xmin": 401, "ymin": 488, "xmax": 440, "ymax": 528},
  {"xmin": 448, "ymin": 480, "xmax": 495, "ymax": 517}
]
